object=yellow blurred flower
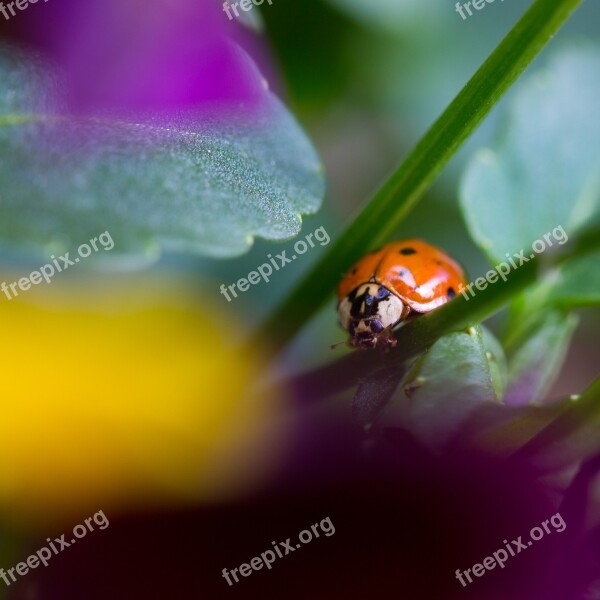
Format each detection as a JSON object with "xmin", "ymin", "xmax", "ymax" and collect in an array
[{"xmin": 0, "ymin": 274, "xmax": 284, "ymax": 530}]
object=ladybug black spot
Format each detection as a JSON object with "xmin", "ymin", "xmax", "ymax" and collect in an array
[
  {"xmin": 447, "ymin": 287, "xmax": 456, "ymax": 298},
  {"xmin": 351, "ymin": 267, "xmax": 358, "ymax": 275},
  {"xmin": 400, "ymin": 248, "xmax": 416, "ymax": 255}
]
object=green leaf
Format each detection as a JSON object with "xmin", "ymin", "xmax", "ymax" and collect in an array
[
  {"xmin": 255, "ymin": 0, "xmax": 584, "ymax": 353},
  {"xmin": 461, "ymin": 44, "xmax": 600, "ymax": 263},
  {"xmin": 538, "ymin": 248, "xmax": 600, "ymax": 308},
  {"xmin": 503, "ymin": 244, "xmax": 600, "ymax": 339},
  {"xmin": 0, "ymin": 46, "xmax": 325, "ymax": 260},
  {"xmin": 376, "ymin": 326, "xmax": 500, "ymax": 449},
  {"xmin": 505, "ymin": 310, "xmax": 578, "ymax": 407}
]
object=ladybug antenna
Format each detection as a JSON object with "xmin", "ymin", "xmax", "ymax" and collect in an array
[{"xmin": 330, "ymin": 339, "xmax": 347, "ymax": 350}]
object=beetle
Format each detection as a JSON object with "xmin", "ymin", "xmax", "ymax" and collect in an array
[{"xmin": 337, "ymin": 239, "xmax": 467, "ymax": 349}]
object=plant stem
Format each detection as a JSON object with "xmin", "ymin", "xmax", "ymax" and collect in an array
[
  {"xmin": 253, "ymin": 0, "xmax": 584, "ymax": 354},
  {"xmin": 288, "ymin": 258, "xmax": 539, "ymax": 404},
  {"xmin": 286, "ymin": 229, "xmax": 600, "ymax": 405},
  {"xmin": 509, "ymin": 377, "xmax": 600, "ymax": 462}
]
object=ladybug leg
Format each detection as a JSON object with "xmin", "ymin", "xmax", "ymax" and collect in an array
[
  {"xmin": 377, "ymin": 324, "xmax": 398, "ymax": 351},
  {"xmin": 377, "ymin": 305, "xmax": 411, "ymax": 350}
]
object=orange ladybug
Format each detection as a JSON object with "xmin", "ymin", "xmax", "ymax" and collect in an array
[{"xmin": 337, "ymin": 239, "xmax": 467, "ymax": 349}]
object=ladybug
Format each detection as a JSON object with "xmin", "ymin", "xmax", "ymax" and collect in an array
[{"xmin": 337, "ymin": 239, "xmax": 467, "ymax": 349}]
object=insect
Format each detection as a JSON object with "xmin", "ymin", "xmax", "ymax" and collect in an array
[{"xmin": 337, "ymin": 239, "xmax": 467, "ymax": 349}]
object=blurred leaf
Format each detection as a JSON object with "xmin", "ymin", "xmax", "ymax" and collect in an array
[
  {"xmin": 474, "ymin": 401, "xmax": 568, "ymax": 456},
  {"xmin": 0, "ymin": 46, "xmax": 325, "ymax": 260},
  {"xmin": 225, "ymin": 2, "xmax": 265, "ymax": 32},
  {"xmin": 256, "ymin": 0, "xmax": 584, "ymax": 352},
  {"xmin": 538, "ymin": 248, "xmax": 600, "ymax": 308},
  {"xmin": 502, "ymin": 237, "xmax": 599, "ymax": 356},
  {"xmin": 376, "ymin": 326, "xmax": 500, "ymax": 449},
  {"xmin": 262, "ymin": 0, "xmax": 359, "ymax": 111},
  {"xmin": 328, "ymin": 0, "xmax": 441, "ymax": 33},
  {"xmin": 505, "ymin": 310, "xmax": 578, "ymax": 407},
  {"xmin": 461, "ymin": 44, "xmax": 600, "ymax": 263}
]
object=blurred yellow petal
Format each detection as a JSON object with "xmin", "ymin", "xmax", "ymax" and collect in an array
[{"xmin": 0, "ymin": 274, "xmax": 285, "ymax": 530}]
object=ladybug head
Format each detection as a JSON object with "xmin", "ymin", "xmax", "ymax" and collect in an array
[{"xmin": 337, "ymin": 283, "xmax": 404, "ymax": 349}]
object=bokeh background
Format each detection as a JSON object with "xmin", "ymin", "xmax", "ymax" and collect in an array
[{"xmin": 0, "ymin": 0, "xmax": 599, "ymax": 598}]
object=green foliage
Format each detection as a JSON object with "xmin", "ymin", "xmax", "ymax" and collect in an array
[
  {"xmin": 461, "ymin": 45, "xmax": 600, "ymax": 264},
  {"xmin": 458, "ymin": 45, "xmax": 600, "ymax": 406},
  {"xmin": 511, "ymin": 376, "xmax": 600, "ymax": 461},
  {"xmin": 539, "ymin": 248, "xmax": 600, "ymax": 308},
  {"xmin": 289, "ymin": 258, "xmax": 540, "ymax": 408},
  {"xmin": 256, "ymin": 0, "xmax": 585, "ymax": 352},
  {"xmin": 0, "ymin": 46, "xmax": 325, "ymax": 260},
  {"xmin": 278, "ymin": 5, "xmax": 597, "ymax": 431},
  {"xmin": 505, "ymin": 311, "xmax": 578, "ymax": 406},
  {"xmin": 328, "ymin": 0, "xmax": 439, "ymax": 33},
  {"xmin": 377, "ymin": 326, "xmax": 500, "ymax": 449},
  {"xmin": 1, "ymin": 0, "xmax": 593, "ymax": 437}
]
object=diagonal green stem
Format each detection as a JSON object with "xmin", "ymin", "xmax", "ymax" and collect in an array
[
  {"xmin": 509, "ymin": 376, "xmax": 600, "ymax": 461},
  {"xmin": 253, "ymin": 0, "xmax": 584, "ymax": 354},
  {"xmin": 285, "ymin": 236, "xmax": 600, "ymax": 405},
  {"xmin": 287, "ymin": 257, "xmax": 539, "ymax": 403}
]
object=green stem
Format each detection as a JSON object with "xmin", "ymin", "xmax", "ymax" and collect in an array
[
  {"xmin": 288, "ymin": 258, "xmax": 539, "ymax": 403},
  {"xmin": 288, "ymin": 235, "xmax": 600, "ymax": 404},
  {"xmin": 253, "ymin": 0, "xmax": 584, "ymax": 354},
  {"xmin": 509, "ymin": 376, "xmax": 600, "ymax": 461}
]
